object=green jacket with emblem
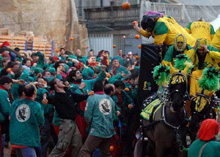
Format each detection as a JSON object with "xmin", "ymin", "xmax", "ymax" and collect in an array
[
  {"xmin": 84, "ymin": 93, "xmax": 116, "ymax": 138},
  {"xmin": 10, "ymin": 98, "xmax": 44, "ymax": 147}
]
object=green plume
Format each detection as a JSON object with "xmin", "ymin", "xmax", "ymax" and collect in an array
[
  {"xmin": 198, "ymin": 67, "xmax": 219, "ymax": 91},
  {"xmin": 174, "ymin": 54, "xmax": 193, "ymax": 74},
  {"xmin": 153, "ymin": 64, "xmax": 170, "ymax": 86}
]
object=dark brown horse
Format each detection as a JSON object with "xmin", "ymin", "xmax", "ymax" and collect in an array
[
  {"xmin": 189, "ymin": 92, "xmax": 217, "ymax": 141},
  {"xmin": 135, "ymin": 72, "xmax": 188, "ymax": 157}
]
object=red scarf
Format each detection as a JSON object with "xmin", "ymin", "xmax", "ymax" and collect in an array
[
  {"xmin": 24, "ymin": 96, "xmax": 34, "ymax": 100},
  {"xmin": 117, "ymin": 93, "xmax": 124, "ymax": 112},
  {"xmin": 112, "ymin": 65, "xmax": 120, "ymax": 75},
  {"xmin": 73, "ymin": 81, "xmax": 81, "ymax": 85},
  {"xmin": 95, "ymin": 91, "xmax": 104, "ymax": 95},
  {"xmin": 89, "ymin": 63, "xmax": 97, "ymax": 66}
]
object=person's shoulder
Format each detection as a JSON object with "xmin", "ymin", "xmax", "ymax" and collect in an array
[
  {"xmin": 23, "ymin": 99, "xmax": 41, "ymax": 108},
  {"xmin": 106, "ymin": 95, "xmax": 116, "ymax": 104},
  {"xmin": 207, "ymin": 140, "xmax": 220, "ymax": 147},
  {"xmin": 0, "ymin": 89, "xmax": 8, "ymax": 95},
  {"xmin": 87, "ymin": 94, "xmax": 96, "ymax": 100}
]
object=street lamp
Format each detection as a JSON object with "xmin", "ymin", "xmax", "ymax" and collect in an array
[{"xmin": 123, "ymin": 35, "xmax": 126, "ymax": 53}]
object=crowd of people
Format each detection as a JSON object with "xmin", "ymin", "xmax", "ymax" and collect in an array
[
  {"xmin": 0, "ymin": 40, "xmax": 140, "ymax": 157},
  {"xmin": 0, "ymin": 10, "xmax": 220, "ymax": 157}
]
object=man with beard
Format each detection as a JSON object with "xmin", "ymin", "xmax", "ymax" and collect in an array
[
  {"xmin": 189, "ymin": 38, "xmax": 220, "ymax": 70},
  {"xmin": 189, "ymin": 38, "xmax": 220, "ymax": 102},
  {"xmin": 44, "ymin": 78, "xmax": 89, "ymax": 157},
  {"xmin": 66, "ymin": 66, "xmax": 106, "ymax": 141}
]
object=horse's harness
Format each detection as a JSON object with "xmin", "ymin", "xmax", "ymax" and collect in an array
[{"xmin": 141, "ymin": 72, "xmax": 189, "ymax": 152}]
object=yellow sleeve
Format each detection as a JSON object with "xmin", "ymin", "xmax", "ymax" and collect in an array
[
  {"xmin": 185, "ymin": 28, "xmax": 191, "ymax": 34},
  {"xmin": 186, "ymin": 49, "xmax": 196, "ymax": 64},
  {"xmin": 190, "ymin": 70, "xmax": 203, "ymax": 97},
  {"xmin": 211, "ymin": 28, "xmax": 220, "ymax": 50},
  {"xmin": 211, "ymin": 34, "xmax": 214, "ymax": 40},
  {"xmin": 154, "ymin": 34, "xmax": 167, "ymax": 45},
  {"xmin": 139, "ymin": 29, "xmax": 151, "ymax": 38},
  {"xmin": 209, "ymin": 50, "xmax": 220, "ymax": 60}
]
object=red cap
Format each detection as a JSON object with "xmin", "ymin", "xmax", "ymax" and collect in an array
[
  {"xmin": 0, "ymin": 41, "xmax": 10, "ymax": 48},
  {"xmin": 198, "ymin": 119, "xmax": 219, "ymax": 141}
]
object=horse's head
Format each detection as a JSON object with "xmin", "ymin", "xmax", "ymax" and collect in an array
[
  {"xmin": 166, "ymin": 54, "xmax": 193, "ymax": 112},
  {"xmin": 168, "ymin": 72, "xmax": 187, "ymax": 112}
]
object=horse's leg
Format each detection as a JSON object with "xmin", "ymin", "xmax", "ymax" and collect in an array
[
  {"xmin": 147, "ymin": 138, "xmax": 156, "ymax": 156},
  {"xmin": 155, "ymin": 144, "xmax": 166, "ymax": 157},
  {"xmin": 189, "ymin": 114, "xmax": 200, "ymax": 142},
  {"xmin": 134, "ymin": 138, "xmax": 145, "ymax": 157}
]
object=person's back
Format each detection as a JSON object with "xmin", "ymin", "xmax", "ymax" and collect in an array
[
  {"xmin": 188, "ymin": 139, "xmax": 220, "ymax": 157},
  {"xmin": 138, "ymin": 15, "xmax": 195, "ymax": 46},
  {"xmin": 85, "ymin": 93, "xmax": 115, "ymax": 138},
  {"xmin": 188, "ymin": 119, "xmax": 220, "ymax": 157},
  {"xmin": 155, "ymin": 16, "xmax": 195, "ymax": 46},
  {"xmin": 10, "ymin": 98, "xmax": 44, "ymax": 147},
  {"xmin": 10, "ymin": 84, "xmax": 44, "ymax": 156},
  {"xmin": 211, "ymin": 27, "xmax": 220, "ymax": 50},
  {"xmin": 80, "ymin": 80, "xmax": 116, "ymax": 157},
  {"xmin": 186, "ymin": 20, "xmax": 215, "ymax": 44}
]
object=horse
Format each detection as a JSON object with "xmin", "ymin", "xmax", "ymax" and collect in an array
[
  {"xmin": 135, "ymin": 71, "xmax": 189, "ymax": 157},
  {"xmin": 189, "ymin": 92, "xmax": 218, "ymax": 141}
]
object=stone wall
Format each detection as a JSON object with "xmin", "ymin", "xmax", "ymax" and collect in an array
[{"xmin": 0, "ymin": 0, "xmax": 88, "ymax": 55}]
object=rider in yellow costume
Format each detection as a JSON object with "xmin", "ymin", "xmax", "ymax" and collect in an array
[
  {"xmin": 134, "ymin": 15, "xmax": 195, "ymax": 46},
  {"xmin": 189, "ymin": 38, "xmax": 220, "ymax": 97},
  {"xmin": 162, "ymin": 34, "xmax": 194, "ymax": 66},
  {"xmin": 211, "ymin": 27, "xmax": 220, "ymax": 50},
  {"xmin": 185, "ymin": 19, "xmax": 215, "ymax": 45}
]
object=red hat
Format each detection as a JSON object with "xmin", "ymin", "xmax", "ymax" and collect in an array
[
  {"xmin": 198, "ymin": 119, "xmax": 219, "ymax": 141},
  {"xmin": 0, "ymin": 41, "xmax": 10, "ymax": 48}
]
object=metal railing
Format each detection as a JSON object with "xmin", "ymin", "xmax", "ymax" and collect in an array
[
  {"xmin": 142, "ymin": 2, "xmax": 220, "ymax": 23},
  {"xmin": 84, "ymin": 2, "xmax": 220, "ymax": 24},
  {"xmin": 84, "ymin": 5, "xmax": 140, "ymax": 23}
]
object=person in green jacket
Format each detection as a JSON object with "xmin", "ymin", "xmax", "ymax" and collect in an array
[
  {"xmin": 124, "ymin": 69, "xmax": 139, "ymax": 101},
  {"xmin": 112, "ymin": 80, "xmax": 134, "ymax": 156},
  {"xmin": 109, "ymin": 58, "xmax": 130, "ymax": 77},
  {"xmin": 79, "ymin": 80, "xmax": 116, "ymax": 156},
  {"xmin": 0, "ymin": 76, "xmax": 12, "ymax": 153},
  {"xmin": 36, "ymin": 51, "xmax": 45, "ymax": 69},
  {"xmin": 188, "ymin": 119, "xmax": 220, "ymax": 157},
  {"xmin": 10, "ymin": 83, "xmax": 44, "ymax": 156}
]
